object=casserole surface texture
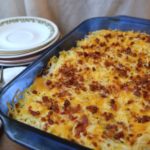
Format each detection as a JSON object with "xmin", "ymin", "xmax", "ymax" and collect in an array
[{"xmin": 9, "ymin": 30, "xmax": 150, "ymax": 150}]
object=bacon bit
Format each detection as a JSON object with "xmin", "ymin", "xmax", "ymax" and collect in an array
[
  {"xmin": 137, "ymin": 58, "xmax": 143, "ymax": 68},
  {"xmin": 104, "ymin": 60, "xmax": 114, "ymax": 67},
  {"xmin": 129, "ymin": 133, "xmax": 134, "ymax": 137},
  {"xmin": 57, "ymin": 90, "xmax": 71, "ymax": 98},
  {"xmin": 111, "ymin": 42, "xmax": 119, "ymax": 46},
  {"xmin": 92, "ymin": 142, "xmax": 98, "ymax": 147},
  {"xmin": 127, "ymin": 133, "xmax": 140, "ymax": 145},
  {"xmin": 92, "ymin": 67, "xmax": 96, "ymax": 71},
  {"xmin": 36, "ymin": 101, "xmax": 43, "ymax": 105},
  {"xmin": 108, "ymin": 84, "xmax": 120, "ymax": 93},
  {"xmin": 43, "ymin": 123, "xmax": 48, "ymax": 131},
  {"xmin": 83, "ymin": 52, "xmax": 89, "ymax": 57},
  {"xmin": 78, "ymin": 60, "xmax": 83, "ymax": 64},
  {"xmin": 72, "ymin": 104, "xmax": 81, "ymax": 113},
  {"xmin": 103, "ymin": 112, "xmax": 114, "ymax": 121},
  {"xmin": 102, "ymin": 124, "xmax": 118, "ymax": 139},
  {"xmin": 47, "ymin": 111, "xmax": 53, "ymax": 118},
  {"xmin": 15, "ymin": 103, "xmax": 19, "ymax": 108},
  {"xmin": 104, "ymin": 34, "xmax": 112, "ymax": 39},
  {"xmin": 110, "ymin": 99, "xmax": 117, "ymax": 111},
  {"xmin": 75, "ymin": 115, "xmax": 88, "ymax": 137},
  {"xmin": 136, "ymin": 115, "xmax": 150, "ymax": 123},
  {"xmin": 127, "ymin": 99, "xmax": 134, "ymax": 105},
  {"xmin": 69, "ymin": 114, "xmax": 77, "ymax": 121},
  {"xmin": 114, "ymin": 76, "xmax": 118, "ymax": 79},
  {"xmin": 118, "ymin": 34, "xmax": 123, "ymax": 38},
  {"xmin": 78, "ymin": 75, "xmax": 84, "ymax": 82},
  {"xmin": 86, "ymin": 105, "xmax": 98, "ymax": 114},
  {"xmin": 32, "ymin": 90, "xmax": 38, "ymax": 94},
  {"xmin": 59, "ymin": 65, "xmax": 76, "ymax": 77},
  {"xmin": 81, "ymin": 115, "xmax": 88, "ymax": 124},
  {"xmin": 81, "ymin": 45, "xmax": 89, "ymax": 49},
  {"xmin": 41, "ymin": 117, "xmax": 46, "ymax": 122},
  {"xmin": 63, "ymin": 99, "xmax": 71, "ymax": 113},
  {"xmin": 143, "ymin": 104, "xmax": 150, "ymax": 111},
  {"xmin": 60, "ymin": 119, "xmax": 65, "ymax": 123},
  {"xmin": 89, "ymin": 81, "xmax": 100, "ymax": 91},
  {"xmin": 89, "ymin": 52, "xmax": 101, "ymax": 59},
  {"xmin": 116, "ymin": 65, "xmax": 128, "ymax": 77},
  {"xmin": 133, "ymin": 89, "xmax": 141, "ymax": 97},
  {"xmin": 89, "ymin": 81, "xmax": 109, "ymax": 97},
  {"xmin": 117, "ymin": 122, "xmax": 127, "ymax": 130},
  {"xmin": 120, "ymin": 83, "xmax": 132, "ymax": 91},
  {"xmin": 129, "ymin": 36, "xmax": 133, "ymax": 40},
  {"xmin": 120, "ymin": 38, "xmax": 124, "ymax": 42},
  {"xmin": 64, "ymin": 100, "xmax": 71, "ymax": 108},
  {"xmin": 48, "ymin": 118, "xmax": 54, "ymax": 125},
  {"xmin": 83, "ymin": 132, "xmax": 87, "ymax": 136},
  {"xmin": 62, "ymin": 103, "xmax": 81, "ymax": 115},
  {"xmin": 42, "ymin": 96, "xmax": 51, "ymax": 103},
  {"xmin": 89, "ymin": 44, "xmax": 96, "ymax": 48},
  {"xmin": 132, "ymin": 52, "xmax": 137, "ymax": 57},
  {"xmin": 49, "ymin": 73, "xmax": 53, "ymax": 77},
  {"xmin": 28, "ymin": 106, "xmax": 40, "ymax": 116},
  {"xmin": 46, "ymin": 80, "xmax": 52, "ymax": 86},
  {"xmin": 147, "ymin": 140, "xmax": 150, "ymax": 145},
  {"xmin": 134, "ymin": 75, "xmax": 149, "ymax": 88},
  {"xmin": 95, "ymin": 38, "xmax": 100, "ymax": 43},
  {"xmin": 106, "ymin": 124, "xmax": 118, "ymax": 131},
  {"xmin": 130, "ymin": 41, "xmax": 135, "ymax": 45},
  {"xmin": 125, "ymin": 47, "xmax": 132, "ymax": 55},
  {"xmin": 87, "ymin": 135, "xmax": 93, "ymax": 140},
  {"xmin": 114, "ymin": 131, "xmax": 124, "ymax": 140},
  {"xmin": 141, "ymin": 37, "xmax": 146, "ymax": 40},
  {"xmin": 100, "ymin": 42, "xmax": 106, "ymax": 47},
  {"xmin": 143, "ymin": 91, "xmax": 149, "ymax": 99},
  {"xmin": 117, "ymin": 53, "xmax": 122, "ymax": 57},
  {"xmin": 85, "ymin": 67, "xmax": 90, "ymax": 71},
  {"xmin": 148, "ymin": 62, "xmax": 150, "ymax": 69},
  {"xmin": 50, "ymin": 102, "xmax": 59, "ymax": 113},
  {"xmin": 81, "ymin": 86, "xmax": 87, "ymax": 91},
  {"xmin": 74, "ymin": 88, "xmax": 81, "ymax": 94},
  {"xmin": 146, "ymin": 36, "xmax": 150, "ymax": 42},
  {"xmin": 75, "ymin": 124, "xmax": 83, "ymax": 137}
]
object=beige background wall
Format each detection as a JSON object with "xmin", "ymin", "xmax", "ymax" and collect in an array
[{"xmin": 0, "ymin": 0, "xmax": 150, "ymax": 34}]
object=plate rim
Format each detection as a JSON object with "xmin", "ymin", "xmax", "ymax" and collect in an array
[
  {"xmin": 0, "ymin": 16, "xmax": 59, "ymax": 52},
  {"xmin": 0, "ymin": 32, "xmax": 60, "ymax": 59}
]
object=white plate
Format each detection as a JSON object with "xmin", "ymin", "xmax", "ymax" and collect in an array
[
  {"xmin": 0, "ymin": 54, "xmax": 40, "ymax": 66},
  {"xmin": 0, "ymin": 33, "xmax": 60, "ymax": 59},
  {"xmin": 0, "ymin": 16, "xmax": 59, "ymax": 52},
  {"xmin": 0, "ymin": 62, "xmax": 32, "ymax": 67},
  {"xmin": 0, "ymin": 31, "xmax": 60, "ymax": 55},
  {"xmin": 0, "ymin": 54, "xmax": 40, "ymax": 63}
]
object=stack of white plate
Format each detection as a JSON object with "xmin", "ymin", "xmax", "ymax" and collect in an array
[{"xmin": 0, "ymin": 16, "xmax": 60, "ymax": 66}]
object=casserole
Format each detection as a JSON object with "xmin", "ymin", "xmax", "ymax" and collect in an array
[{"xmin": 0, "ymin": 16, "xmax": 150, "ymax": 150}]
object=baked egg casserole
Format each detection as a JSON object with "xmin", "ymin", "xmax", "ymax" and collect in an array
[{"xmin": 9, "ymin": 30, "xmax": 150, "ymax": 150}]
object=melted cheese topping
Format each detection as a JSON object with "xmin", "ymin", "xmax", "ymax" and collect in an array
[{"xmin": 9, "ymin": 30, "xmax": 150, "ymax": 150}]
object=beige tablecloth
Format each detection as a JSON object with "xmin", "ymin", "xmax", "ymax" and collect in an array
[{"xmin": 0, "ymin": 128, "xmax": 27, "ymax": 150}]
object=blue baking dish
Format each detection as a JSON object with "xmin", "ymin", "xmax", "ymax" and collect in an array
[{"xmin": 1, "ymin": 16, "xmax": 150, "ymax": 150}]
